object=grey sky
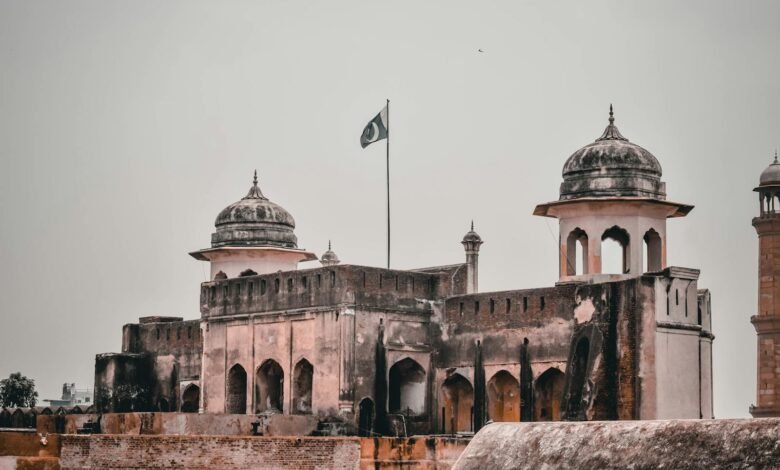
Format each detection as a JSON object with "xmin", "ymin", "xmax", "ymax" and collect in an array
[{"xmin": 1, "ymin": 0, "xmax": 778, "ymax": 417}]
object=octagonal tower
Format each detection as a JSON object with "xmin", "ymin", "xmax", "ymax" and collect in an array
[{"xmin": 534, "ymin": 106, "xmax": 693, "ymax": 282}]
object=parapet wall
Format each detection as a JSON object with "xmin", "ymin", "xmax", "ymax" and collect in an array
[
  {"xmin": 200, "ymin": 264, "xmax": 466, "ymax": 318},
  {"xmin": 453, "ymin": 419, "xmax": 780, "ymax": 469},
  {"xmin": 443, "ymin": 285, "xmax": 578, "ymax": 328}
]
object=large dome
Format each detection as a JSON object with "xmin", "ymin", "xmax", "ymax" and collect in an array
[
  {"xmin": 759, "ymin": 153, "xmax": 780, "ymax": 186},
  {"xmin": 211, "ymin": 172, "xmax": 298, "ymax": 248},
  {"xmin": 559, "ymin": 107, "xmax": 666, "ymax": 201}
]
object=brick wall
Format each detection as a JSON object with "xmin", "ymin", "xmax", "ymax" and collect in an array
[{"xmin": 59, "ymin": 435, "xmax": 360, "ymax": 470}]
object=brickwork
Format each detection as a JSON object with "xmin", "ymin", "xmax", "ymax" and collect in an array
[
  {"xmin": 751, "ymin": 215, "xmax": 780, "ymax": 416},
  {"xmin": 59, "ymin": 435, "xmax": 360, "ymax": 470}
]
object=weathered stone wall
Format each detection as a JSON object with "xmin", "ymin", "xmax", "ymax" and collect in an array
[
  {"xmin": 59, "ymin": 435, "xmax": 360, "ymax": 470},
  {"xmin": 360, "ymin": 437, "xmax": 470, "ymax": 470},
  {"xmin": 0, "ymin": 430, "xmax": 61, "ymax": 470},
  {"xmin": 453, "ymin": 419, "xmax": 780, "ymax": 469},
  {"xmin": 200, "ymin": 264, "xmax": 466, "ymax": 318},
  {"xmin": 36, "ymin": 412, "xmax": 318, "ymax": 437}
]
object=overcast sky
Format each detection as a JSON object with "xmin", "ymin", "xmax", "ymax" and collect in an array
[{"xmin": 1, "ymin": 0, "xmax": 779, "ymax": 418}]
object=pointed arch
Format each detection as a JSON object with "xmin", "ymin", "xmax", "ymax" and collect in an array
[
  {"xmin": 601, "ymin": 226, "xmax": 630, "ymax": 274},
  {"xmin": 388, "ymin": 358, "xmax": 426, "ymax": 415},
  {"xmin": 292, "ymin": 358, "xmax": 314, "ymax": 415},
  {"xmin": 226, "ymin": 364, "xmax": 247, "ymax": 414},
  {"xmin": 440, "ymin": 373, "xmax": 474, "ymax": 433},
  {"xmin": 256, "ymin": 359, "xmax": 284, "ymax": 413},
  {"xmin": 181, "ymin": 384, "xmax": 200, "ymax": 413},
  {"xmin": 643, "ymin": 228, "xmax": 662, "ymax": 272},
  {"xmin": 358, "ymin": 398, "xmax": 375, "ymax": 437},
  {"xmin": 566, "ymin": 228, "xmax": 589, "ymax": 276},
  {"xmin": 487, "ymin": 370, "xmax": 520, "ymax": 422},
  {"xmin": 534, "ymin": 367, "xmax": 565, "ymax": 421}
]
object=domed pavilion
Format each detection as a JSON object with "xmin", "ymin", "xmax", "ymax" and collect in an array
[
  {"xmin": 190, "ymin": 171, "xmax": 316, "ymax": 279},
  {"xmin": 534, "ymin": 106, "xmax": 693, "ymax": 281}
]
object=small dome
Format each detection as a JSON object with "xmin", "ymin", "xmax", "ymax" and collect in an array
[
  {"xmin": 560, "ymin": 106, "xmax": 666, "ymax": 200},
  {"xmin": 320, "ymin": 241, "xmax": 340, "ymax": 266},
  {"xmin": 462, "ymin": 221, "xmax": 483, "ymax": 245},
  {"xmin": 211, "ymin": 171, "xmax": 298, "ymax": 248},
  {"xmin": 759, "ymin": 153, "xmax": 780, "ymax": 186}
]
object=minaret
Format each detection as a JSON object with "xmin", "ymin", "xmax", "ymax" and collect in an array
[
  {"xmin": 320, "ymin": 241, "xmax": 340, "ymax": 267},
  {"xmin": 462, "ymin": 221, "xmax": 483, "ymax": 294},
  {"xmin": 750, "ymin": 152, "xmax": 780, "ymax": 417}
]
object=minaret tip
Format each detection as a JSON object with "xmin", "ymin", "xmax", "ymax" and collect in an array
[
  {"xmin": 609, "ymin": 104, "xmax": 614, "ymax": 124},
  {"xmin": 253, "ymin": 170, "xmax": 258, "ymax": 186}
]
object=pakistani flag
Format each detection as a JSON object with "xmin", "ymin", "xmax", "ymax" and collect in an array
[{"xmin": 360, "ymin": 104, "xmax": 388, "ymax": 148}]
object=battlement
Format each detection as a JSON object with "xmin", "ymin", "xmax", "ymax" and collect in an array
[
  {"xmin": 199, "ymin": 263, "xmax": 467, "ymax": 318},
  {"xmin": 443, "ymin": 284, "xmax": 578, "ymax": 328}
]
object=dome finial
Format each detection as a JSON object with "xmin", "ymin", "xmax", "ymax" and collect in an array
[
  {"xmin": 243, "ymin": 170, "xmax": 266, "ymax": 200},
  {"xmin": 596, "ymin": 104, "xmax": 627, "ymax": 142},
  {"xmin": 328, "ymin": 239, "xmax": 332, "ymax": 250},
  {"xmin": 775, "ymin": 150, "xmax": 778, "ymax": 164},
  {"xmin": 471, "ymin": 220, "xmax": 474, "ymax": 231}
]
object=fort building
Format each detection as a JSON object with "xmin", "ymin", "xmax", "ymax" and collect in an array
[{"xmin": 94, "ymin": 108, "xmax": 714, "ymax": 435}]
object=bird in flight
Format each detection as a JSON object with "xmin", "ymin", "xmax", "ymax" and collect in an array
[{"xmin": 478, "ymin": 49, "xmax": 484, "ymax": 53}]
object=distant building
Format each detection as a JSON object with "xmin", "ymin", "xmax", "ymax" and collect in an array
[
  {"xmin": 44, "ymin": 383, "xmax": 92, "ymax": 407},
  {"xmin": 94, "ymin": 108, "xmax": 714, "ymax": 434}
]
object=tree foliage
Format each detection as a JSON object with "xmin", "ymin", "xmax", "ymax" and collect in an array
[{"xmin": 0, "ymin": 372, "xmax": 39, "ymax": 408}]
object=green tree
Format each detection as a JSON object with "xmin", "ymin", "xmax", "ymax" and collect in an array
[{"xmin": 0, "ymin": 372, "xmax": 39, "ymax": 407}]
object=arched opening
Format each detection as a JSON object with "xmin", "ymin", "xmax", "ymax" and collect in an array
[
  {"xmin": 181, "ymin": 384, "xmax": 200, "ymax": 413},
  {"xmin": 256, "ymin": 359, "xmax": 284, "ymax": 413},
  {"xmin": 292, "ymin": 359, "xmax": 313, "ymax": 415},
  {"xmin": 565, "ymin": 337, "xmax": 591, "ymax": 418},
  {"xmin": 240, "ymin": 269, "xmax": 257, "ymax": 277},
  {"xmin": 11, "ymin": 409, "xmax": 25, "ymax": 428},
  {"xmin": 566, "ymin": 228, "xmax": 589, "ymax": 276},
  {"xmin": 214, "ymin": 271, "xmax": 227, "ymax": 280},
  {"xmin": 388, "ymin": 358, "xmax": 426, "ymax": 415},
  {"xmin": 487, "ymin": 371, "xmax": 520, "ymax": 422},
  {"xmin": 534, "ymin": 368, "xmax": 565, "ymax": 421},
  {"xmin": 358, "ymin": 398, "xmax": 375, "ymax": 437},
  {"xmin": 440, "ymin": 373, "xmax": 474, "ymax": 433},
  {"xmin": 0, "ymin": 409, "xmax": 10, "ymax": 427},
  {"xmin": 601, "ymin": 226, "xmax": 630, "ymax": 274},
  {"xmin": 158, "ymin": 398, "xmax": 169, "ymax": 412},
  {"xmin": 643, "ymin": 229, "xmax": 662, "ymax": 272},
  {"xmin": 226, "ymin": 364, "xmax": 247, "ymax": 414}
]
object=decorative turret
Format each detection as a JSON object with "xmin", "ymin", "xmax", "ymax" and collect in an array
[
  {"xmin": 750, "ymin": 151, "xmax": 780, "ymax": 418},
  {"xmin": 190, "ymin": 171, "xmax": 316, "ymax": 279},
  {"xmin": 534, "ymin": 106, "xmax": 693, "ymax": 281},
  {"xmin": 320, "ymin": 241, "xmax": 340, "ymax": 267},
  {"xmin": 462, "ymin": 221, "xmax": 483, "ymax": 294}
]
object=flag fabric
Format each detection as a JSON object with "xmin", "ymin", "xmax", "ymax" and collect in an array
[{"xmin": 360, "ymin": 105, "xmax": 388, "ymax": 148}]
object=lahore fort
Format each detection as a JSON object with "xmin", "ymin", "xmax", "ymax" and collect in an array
[{"xmin": 3, "ymin": 108, "xmax": 780, "ymax": 468}]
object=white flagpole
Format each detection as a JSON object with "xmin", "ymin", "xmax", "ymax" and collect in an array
[{"xmin": 386, "ymin": 98, "xmax": 390, "ymax": 269}]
